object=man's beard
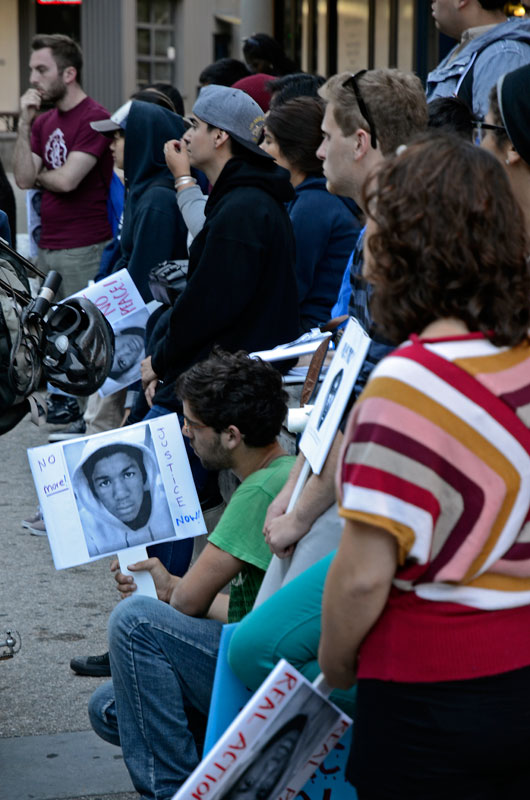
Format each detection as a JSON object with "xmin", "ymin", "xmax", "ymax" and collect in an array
[
  {"xmin": 43, "ymin": 77, "xmax": 67, "ymax": 106},
  {"xmin": 193, "ymin": 435, "xmax": 231, "ymax": 472}
]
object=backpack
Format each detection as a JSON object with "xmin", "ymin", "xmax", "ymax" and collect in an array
[{"xmin": 0, "ymin": 239, "xmax": 47, "ymax": 434}]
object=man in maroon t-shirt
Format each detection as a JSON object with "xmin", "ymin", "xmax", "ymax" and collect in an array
[{"xmin": 14, "ymin": 34, "xmax": 113, "ymax": 425}]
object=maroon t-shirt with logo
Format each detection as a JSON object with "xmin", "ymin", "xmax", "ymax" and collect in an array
[{"xmin": 31, "ymin": 96, "xmax": 113, "ymax": 250}]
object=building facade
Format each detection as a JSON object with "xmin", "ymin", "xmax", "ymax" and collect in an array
[{"xmin": 1, "ymin": 0, "xmax": 526, "ymax": 145}]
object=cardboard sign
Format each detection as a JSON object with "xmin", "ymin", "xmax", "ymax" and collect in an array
[
  {"xmin": 173, "ymin": 658, "xmax": 351, "ymax": 800},
  {"xmin": 72, "ymin": 269, "xmax": 150, "ymax": 397},
  {"xmin": 300, "ymin": 318, "xmax": 370, "ymax": 475},
  {"xmin": 27, "ymin": 414, "xmax": 206, "ymax": 570}
]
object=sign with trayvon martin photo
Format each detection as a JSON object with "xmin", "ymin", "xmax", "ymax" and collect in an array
[
  {"xmin": 299, "ymin": 317, "xmax": 371, "ymax": 475},
  {"xmin": 173, "ymin": 659, "xmax": 352, "ymax": 800},
  {"xmin": 27, "ymin": 415, "xmax": 206, "ymax": 591},
  {"xmin": 70, "ymin": 268, "xmax": 150, "ymax": 398}
]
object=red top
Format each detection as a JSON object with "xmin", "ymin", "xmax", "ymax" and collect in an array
[
  {"xmin": 357, "ymin": 589, "xmax": 530, "ymax": 682},
  {"xmin": 339, "ymin": 334, "xmax": 530, "ymax": 682},
  {"xmin": 31, "ymin": 96, "xmax": 113, "ymax": 249}
]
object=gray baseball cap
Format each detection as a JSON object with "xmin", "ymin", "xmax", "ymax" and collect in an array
[
  {"xmin": 90, "ymin": 100, "xmax": 132, "ymax": 137},
  {"xmin": 192, "ymin": 85, "xmax": 271, "ymax": 158}
]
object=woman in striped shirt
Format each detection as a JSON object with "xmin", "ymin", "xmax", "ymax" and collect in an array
[
  {"xmin": 320, "ymin": 133, "xmax": 530, "ymax": 798},
  {"xmin": 230, "ymin": 132, "xmax": 530, "ymax": 799}
]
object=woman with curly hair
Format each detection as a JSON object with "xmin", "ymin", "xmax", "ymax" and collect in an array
[{"xmin": 229, "ymin": 133, "xmax": 530, "ymax": 799}]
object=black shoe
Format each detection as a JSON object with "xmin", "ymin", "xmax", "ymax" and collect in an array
[
  {"xmin": 48, "ymin": 417, "xmax": 87, "ymax": 442},
  {"xmin": 46, "ymin": 395, "xmax": 81, "ymax": 426},
  {"xmin": 70, "ymin": 651, "xmax": 111, "ymax": 677}
]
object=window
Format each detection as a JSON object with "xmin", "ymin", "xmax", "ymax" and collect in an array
[{"xmin": 136, "ymin": 0, "xmax": 176, "ymax": 87}]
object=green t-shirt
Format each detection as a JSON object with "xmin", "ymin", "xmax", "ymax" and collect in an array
[{"xmin": 208, "ymin": 455, "xmax": 295, "ymax": 623}]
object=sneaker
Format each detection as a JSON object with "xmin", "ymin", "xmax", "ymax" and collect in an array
[
  {"xmin": 21, "ymin": 508, "xmax": 47, "ymax": 536},
  {"xmin": 46, "ymin": 395, "xmax": 81, "ymax": 426},
  {"xmin": 48, "ymin": 417, "xmax": 87, "ymax": 442},
  {"xmin": 70, "ymin": 651, "xmax": 111, "ymax": 677}
]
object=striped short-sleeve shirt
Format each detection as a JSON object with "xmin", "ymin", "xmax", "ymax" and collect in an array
[{"xmin": 339, "ymin": 333, "xmax": 530, "ymax": 681}]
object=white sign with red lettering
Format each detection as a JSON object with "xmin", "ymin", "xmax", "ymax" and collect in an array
[
  {"xmin": 173, "ymin": 659, "xmax": 351, "ymax": 800},
  {"xmin": 72, "ymin": 269, "xmax": 150, "ymax": 396}
]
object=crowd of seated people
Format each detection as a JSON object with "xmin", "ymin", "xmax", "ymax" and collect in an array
[{"xmin": 20, "ymin": 22, "xmax": 530, "ymax": 800}]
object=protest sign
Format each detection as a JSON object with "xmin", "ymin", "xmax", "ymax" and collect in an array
[
  {"xmin": 72, "ymin": 269, "xmax": 150, "ymax": 396},
  {"xmin": 299, "ymin": 318, "xmax": 370, "ymax": 475},
  {"xmin": 27, "ymin": 414, "xmax": 206, "ymax": 570},
  {"xmin": 173, "ymin": 659, "xmax": 351, "ymax": 800}
]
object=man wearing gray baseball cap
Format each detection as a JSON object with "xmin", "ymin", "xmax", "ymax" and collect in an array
[{"xmin": 139, "ymin": 84, "xmax": 300, "ymax": 417}]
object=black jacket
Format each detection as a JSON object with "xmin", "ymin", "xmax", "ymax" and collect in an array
[
  {"xmin": 112, "ymin": 101, "xmax": 189, "ymax": 301},
  {"xmin": 150, "ymin": 155, "xmax": 301, "ymax": 409}
]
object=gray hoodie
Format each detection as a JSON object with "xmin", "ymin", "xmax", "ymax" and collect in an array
[{"xmin": 71, "ymin": 436, "xmax": 174, "ymax": 556}]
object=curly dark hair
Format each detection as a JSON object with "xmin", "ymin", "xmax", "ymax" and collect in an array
[
  {"xmin": 264, "ymin": 97, "xmax": 325, "ymax": 176},
  {"xmin": 363, "ymin": 133, "xmax": 530, "ymax": 346},
  {"xmin": 175, "ymin": 348, "xmax": 288, "ymax": 447}
]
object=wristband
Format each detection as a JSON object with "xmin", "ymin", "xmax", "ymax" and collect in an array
[{"xmin": 174, "ymin": 176, "xmax": 197, "ymax": 189}]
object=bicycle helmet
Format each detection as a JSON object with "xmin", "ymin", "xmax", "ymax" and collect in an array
[{"xmin": 42, "ymin": 297, "xmax": 115, "ymax": 395}]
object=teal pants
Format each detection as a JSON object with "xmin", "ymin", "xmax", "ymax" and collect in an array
[{"xmin": 228, "ymin": 550, "xmax": 357, "ymax": 719}]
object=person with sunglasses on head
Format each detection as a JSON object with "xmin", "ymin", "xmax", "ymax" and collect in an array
[
  {"xmin": 476, "ymin": 63, "xmax": 530, "ymax": 243},
  {"xmin": 259, "ymin": 68, "xmax": 428, "ymax": 602},
  {"xmin": 88, "ymin": 349, "xmax": 295, "ymax": 799}
]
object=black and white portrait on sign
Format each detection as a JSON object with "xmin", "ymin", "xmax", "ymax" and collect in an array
[
  {"xmin": 216, "ymin": 683, "xmax": 340, "ymax": 800},
  {"xmin": 108, "ymin": 326, "xmax": 145, "ymax": 383},
  {"xmin": 64, "ymin": 427, "xmax": 174, "ymax": 557}
]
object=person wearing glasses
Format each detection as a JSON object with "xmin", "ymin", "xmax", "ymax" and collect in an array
[
  {"xmin": 88, "ymin": 349, "xmax": 295, "ymax": 799},
  {"xmin": 231, "ymin": 133, "xmax": 530, "ymax": 798},
  {"xmin": 477, "ymin": 63, "xmax": 530, "ymax": 242},
  {"xmin": 427, "ymin": 0, "xmax": 530, "ymax": 117},
  {"xmin": 260, "ymin": 69, "xmax": 427, "ymax": 602}
]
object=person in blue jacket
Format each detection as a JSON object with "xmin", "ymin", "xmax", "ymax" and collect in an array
[{"xmin": 261, "ymin": 96, "xmax": 362, "ymax": 330}]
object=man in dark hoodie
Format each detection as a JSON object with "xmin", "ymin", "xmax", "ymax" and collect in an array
[
  {"xmin": 92, "ymin": 99, "xmax": 189, "ymax": 303},
  {"xmin": 139, "ymin": 84, "xmax": 300, "ymax": 415}
]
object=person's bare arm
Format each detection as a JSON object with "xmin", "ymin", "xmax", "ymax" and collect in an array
[
  {"xmin": 264, "ymin": 431, "xmax": 343, "ymax": 558},
  {"xmin": 36, "ymin": 151, "xmax": 98, "ymax": 193},
  {"xmin": 14, "ymin": 89, "xmax": 42, "ymax": 189},
  {"xmin": 114, "ymin": 542, "xmax": 244, "ymax": 621},
  {"xmin": 318, "ymin": 518, "xmax": 398, "ymax": 689}
]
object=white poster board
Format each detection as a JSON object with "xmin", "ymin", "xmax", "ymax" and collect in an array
[
  {"xmin": 173, "ymin": 659, "xmax": 351, "ymax": 800},
  {"xmin": 72, "ymin": 269, "xmax": 150, "ymax": 397},
  {"xmin": 300, "ymin": 318, "xmax": 370, "ymax": 475},
  {"xmin": 250, "ymin": 330, "xmax": 332, "ymax": 363},
  {"xmin": 27, "ymin": 414, "xmax": 206, "ymax": 571}
]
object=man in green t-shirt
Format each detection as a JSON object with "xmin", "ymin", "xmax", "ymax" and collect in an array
[{"xmin": 88, "ymin": 348, "xmax": 295, "ymax": 799}]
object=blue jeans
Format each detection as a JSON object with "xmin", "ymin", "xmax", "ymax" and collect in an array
[{"xmin": 89, "ymin": 595, "xmax": 223, "ymax": 799}]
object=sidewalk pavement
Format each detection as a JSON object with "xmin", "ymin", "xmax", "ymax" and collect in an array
[{"xmin": 0, "ymin": 414, "xmax": 136, "ymax": 800}]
